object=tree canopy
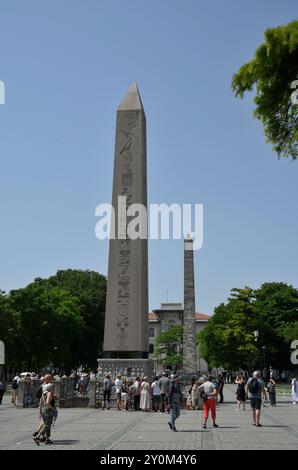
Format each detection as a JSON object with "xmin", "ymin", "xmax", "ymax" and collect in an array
[
  {"xmin": 155, "ymin": 325, "xmax": 183, "ymax": 370},
  {"xmin": 198, "ymin": 287, "xmax": 258, "ymax": 371},
  {"xmin": 198, "ymin": 283, "xmax": 298, "ymax": 372},
  {"xmin": 0, "ymin": 269, "xmax": 106, "ymax": 372},
  {"xmin": 232, "ymin": 20, "xmax": 298, "ymax": 160}
]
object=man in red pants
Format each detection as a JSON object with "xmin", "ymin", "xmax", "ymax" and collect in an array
[{"xmin": 198, "ymin": 375, "xmax": 219, "ymax": 429}]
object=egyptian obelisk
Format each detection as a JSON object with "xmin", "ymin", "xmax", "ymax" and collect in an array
[
  {"xmin": 183, "ymin": 236, "xmax": 197, "ymax": 374},
  {"xmin": 98, "ymin": 83, "xmax": 152, "ymax": 379}
]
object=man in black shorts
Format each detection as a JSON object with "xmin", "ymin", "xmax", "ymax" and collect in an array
[{"xmin": 245, "ymin": 371, "xmax": 265, "ymax": 427}]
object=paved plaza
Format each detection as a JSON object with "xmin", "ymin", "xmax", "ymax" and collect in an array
[{"xmin": 0, "ymin": 386, "xmax": 297, "ymax": 450}]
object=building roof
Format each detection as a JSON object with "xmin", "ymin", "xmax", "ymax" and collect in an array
[
  {"xmin": 149, "ymin": 312, "xmax": 159, "ymax": 322},
  {"xmin": 195, "ymin": 313, "xmax": 210, "ymax": 321},
  {"xmin": 160, "ymin": 302, "xmax": 183, "ymax": 310},
  {"xmin": 148, "ymin": 312, "xmax": 210, "ymax": 322}
]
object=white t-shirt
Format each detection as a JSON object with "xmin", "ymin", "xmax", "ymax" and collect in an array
[
  {"xmin": 151, "ymin": 381, "xmax": 161, "ymax": 396},
  {"xmin": 115, "ymin": 378, "xmax": 123, "ymax": 393},
  {"xmin": 202, "ymin": 381, "xmax": 217, "ymax": 397}
]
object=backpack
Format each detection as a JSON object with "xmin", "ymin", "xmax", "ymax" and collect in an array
[
  {"xmin": 36, "ymin": 385, "xmax": 43, "ymax": 399},
  {"xmin": 103, "ymin": 378, "xmax": 112, "ymax": 392},
  {"xmin": 12, "ymin": 379, "xmax": 19, "ymax": 390},
  {"xmin": 248, "ymin": 378, "xmax": 260, "ymax": 394}
]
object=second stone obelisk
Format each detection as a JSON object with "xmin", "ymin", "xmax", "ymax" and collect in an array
[
  {"xmin": 100, "ymin": 84, "xmax": 150, "ymax": 377},
  {"xmin": 183, "ymin": 236, "xmax": 197, "ymax": 374}
]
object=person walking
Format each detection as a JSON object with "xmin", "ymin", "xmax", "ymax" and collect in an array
[
  {"xmin": 133, "ymin": 377, "xmax": 141, "ymax": 411},
  {"xmin": 102, "ymin": 374, "xmax": 113, "ymax": 410},
  {"xmin": 262, "ymin": 381, "xmax": 268, "ymax": 407},
  {"xmin": 218, "ymin": 374, "xmax": 224, "ymax": 404},
  {"xmin": 198, "ymin": 375, "xmax": 219, "ymax": 429},
  {"xmin": 33, "ymin": 383, "xmax": 55, "ymax": 445},
  {"xmin": 0, "ymin": 378, "xmax": 6, "ymax": 405},
  {"xmin": 151, "ymin": 377, "xmax": 161, "ymax": 412},
  {"xmin": 235, "ymin": 374, "xmax": 246, "ymax": 411},
  {"xmin": 11, "ymin": 373, "xmax": 20, "ymax": 406},
  {"xmin": 121, "ymin": 380, "xmax": 129, "ymax": 411},
  {"xmin": 291, "ymin": 377, "xmax": 298, "ymax": 404},
  {"xmin": 159, "ymin": 372, "xmax": 170, "ymax": 413},
  {"xmin": 168, "ymin": 375, "xmax": 182, "ymax": 432},
  {"xmin": 115, "ymin": 374, "xmax": 123, "ymax": 411},
  {"xmin": 267, "ymin": 378, "xmax": 276, "ymax": 407},
  {"xmin": 140, "ymin": 377, "xmax": 151, "ymax": 412},
  {"xmin": 245, "ymin": 371, "xmax": 265, "ymax": 427},
  {"xmin": 190, "ymin": 377, "xmax": 199, "ymax": 410},
  {"xmin": 33, "ymin": 374, "xmax": 53, "ymax": 439}
]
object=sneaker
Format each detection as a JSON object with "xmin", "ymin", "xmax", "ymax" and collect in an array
[
  {"xmin": 168, "ymin": 422, "xmax": 173, "ymax": 430},
  {"xmin": 33, "ymin": 437, "xmax": 40, "ymax": 446},
  {"xmin": 45, "ymin": 439, "xmax": 54, "ymax": 445},
  {"xmin": 213, "ymin": 423, "xmax": 219, "ymax": 428},
  {"xmin": 256, "ymin": 423, "xmax": 263, "ymax": 427},
  {"xmin": 33, "ymin": 432, "xmax": 38, "ymax": 437},
  {"xmin": 173, "ymin": 426, "xmax": 177, "ymax": 432},
  {"xmin": 202, "ymin": 423, "xmax": 207, "ymax": 429}
]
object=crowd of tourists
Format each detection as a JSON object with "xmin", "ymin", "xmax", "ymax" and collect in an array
[
  {"xmin": 1, "ymin": 368, "xmax": 297, "ymax": 445},
  {"xmin": 101, "ymin": 372, "xmax": 222, "ymax": 431}
]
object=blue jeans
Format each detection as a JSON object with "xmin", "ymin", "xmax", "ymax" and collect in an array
[
  {"xmin": 269, "ymin": 392, "xmax": 276, "ymax": 406},
  {"xmin": 170, "ymin": 402, "xmax": 180, "ymax": 427}
]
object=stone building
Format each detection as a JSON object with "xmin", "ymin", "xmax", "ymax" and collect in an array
[{"xmin": 148, "ymin": 303, "xmax": 209, "ymax": 373}]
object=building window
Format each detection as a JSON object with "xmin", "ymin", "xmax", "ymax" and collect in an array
[
  {"xmin": 149, "ymin": 327, "xmax": 155, "ymax": 337},
  {"xmin": 149, "ymin": 344, "xmax": 154, "ymax": 354}
]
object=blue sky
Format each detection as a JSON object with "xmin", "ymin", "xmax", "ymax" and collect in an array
[{"xmin": 0, "ymin": 0, "xmax": 297, "ymax": 315}]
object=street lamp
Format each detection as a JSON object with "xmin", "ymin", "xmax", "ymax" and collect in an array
[
  {"xmin": 53, "ymin": 346, "xmax": 58, "ymax": 374},
  {"xmin": 262, "ymin": 345, "xmax": 266, "ymax": 378},
  {"xmin": 252, "ymin": 330, "xmax": 259, "ymax": 373}
]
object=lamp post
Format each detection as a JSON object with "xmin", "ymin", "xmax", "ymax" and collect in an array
[
  {"xmin": 262, "ymin": 345, "xmax": 266, "ymax": 379},
  {"xmin": 53, "ymin": 346, "xmax": 58, "ymax": 374},
  {"xmin": 253, "ymin": 330, "xmax": 259, "ymax": 372}
]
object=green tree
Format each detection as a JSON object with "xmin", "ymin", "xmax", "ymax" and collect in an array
[
  {"xmin": 198, "ymin": 283, "xmax": 298, "ymax": 373},
  {"xmin": 0, "ymin": 270, "xmax": 107, "ymax": 372},
  {"xmin": 198, "ymin": 288, "xmax": 259, "ymax": 371},
  {"xmin": 155, "ymin": 325, "xmax": 183, "ymax": 371},
  {"xmin": 45, "ymin": 269, "xmax": 106, "ymax": 369},
  {"xmin": 254, "ymin": 282, "xmax": 298, "ymax": 371},
  {"xmin": 232, "ymin": 20, "xmax": 298, "ymax": 159},
  {"xmin": 282, "ymin": 322, "xmax": 298, "ymax": 343},
  {"xmin": 4, "ymin": 283, "xmax": 84, "ymax": 371},
  {"xmin": 0, "ymin": 290, "xmax": 20, "ymax": 370}
]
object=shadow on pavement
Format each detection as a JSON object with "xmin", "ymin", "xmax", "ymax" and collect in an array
[
  {"xmin": 49, "ymin": 440, "xmax": 80, "ymax": 446},
  {"xmin": 178, "ymin": 430, "xmax": 203, "ymax": 433}
]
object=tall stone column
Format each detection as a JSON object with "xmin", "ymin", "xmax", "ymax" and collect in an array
[
  {"xmin": 183, "ymin": 236, "xmax": 197, "ymax": 373},
  {"xmin": 98, "ymin": 83, "xmax": 152, "ymax": 379}
]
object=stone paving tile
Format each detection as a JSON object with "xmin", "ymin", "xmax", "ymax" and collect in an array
[{"xmin": 0, "ymin": 386, "xmax": 297, "ymax": 450}]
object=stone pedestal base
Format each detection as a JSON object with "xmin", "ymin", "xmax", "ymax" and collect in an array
[{"xmin": 97, "ymin": 358, "xmax": 153, "ymax": 380}]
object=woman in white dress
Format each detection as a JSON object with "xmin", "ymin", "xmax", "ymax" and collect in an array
[
  {"xmin": 291, "ymin": 378, "xmax": 298, "ymax": 404},
  {"xmin": 140, "ymin": 377, "xmax": 151, "ymax": 412}
]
